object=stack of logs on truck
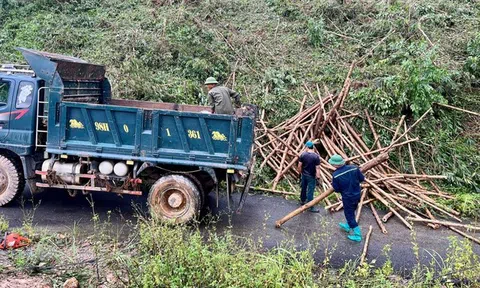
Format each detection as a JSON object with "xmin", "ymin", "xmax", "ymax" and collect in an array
[{"xmin": 0, "ymin": 48, "xmax": 256, "ymax": 223}]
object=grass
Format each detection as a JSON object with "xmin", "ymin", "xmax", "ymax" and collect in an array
[
  {"xmin": 6, "ymin": 215, "xmax": 480, "ymax": 287},
  {"xmin": 0, "ymin": 215, "xmax": 8, "ymax": 232},
  {"xmin": 1, "ymin": 197, "xmax": 480, "ymax": 287}
]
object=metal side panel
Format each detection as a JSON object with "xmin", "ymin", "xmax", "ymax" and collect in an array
[
  {"xmin": 61, "ymin": 102, "xmax": 137, "ymax": 154},
  {"xmin": 48, "ymin": 101, "xmax": 255, "ymax": 168}
]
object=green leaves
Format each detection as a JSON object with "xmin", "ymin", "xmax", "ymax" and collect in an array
[
  {"xmin": 353, "ymin": 42, "xmax": 452, "ymax": 118},
  {"xmin": 307, "ymin": 17, "xmax": 326, "ymax": 48}
]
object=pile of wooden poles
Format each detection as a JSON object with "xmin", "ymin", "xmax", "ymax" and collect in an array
[{"xmin": 255, "ymin": 63, "xmax": 480, "ymax": 244}]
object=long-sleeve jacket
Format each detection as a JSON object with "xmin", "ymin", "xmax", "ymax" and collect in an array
[
  {"xmin": 332, "ymin": 164, "xmax": 365, "ymax": 199},
  {"xmin": 208, "ymin": 86, "xmax": 241, "ymax": 115}
]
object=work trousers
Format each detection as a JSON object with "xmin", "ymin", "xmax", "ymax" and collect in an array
[
  {"xmin": 300, "ymin": 174, "xmax": 316, "ymax": 203},
  {"xmin": 342, "ymin": 195, "xmax": 360, "ymax": 229}
]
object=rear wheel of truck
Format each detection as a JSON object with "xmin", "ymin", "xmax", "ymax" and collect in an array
[
  {"xmin": 148, "ymin": 175, "xmax": 202, "ymax": 224},
  {"xmin": 0, "ymin": 155, "xmax": 25, "ymax": 206}
]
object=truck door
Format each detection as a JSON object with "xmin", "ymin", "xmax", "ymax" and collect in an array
[
  {"xmin": 0, "ymin": 79, "xmax": 13, "ymax": 141},
  {"xmin": 9, "ymin": 81, "xmax": 36, "ymax": 148}
]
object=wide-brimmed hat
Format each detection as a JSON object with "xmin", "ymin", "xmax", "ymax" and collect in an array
[
  {"xmin": 204, "ymin": 77, "xmax": 218, "ymax": 85},
  {"xmin": 328, "ymin": 154, "xmax": 345, "ymax": 166}
]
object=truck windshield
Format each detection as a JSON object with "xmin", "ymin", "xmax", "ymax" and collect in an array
[{"xmin": 0, "ymin": 81, "xmax": 10, "ymax": 106}]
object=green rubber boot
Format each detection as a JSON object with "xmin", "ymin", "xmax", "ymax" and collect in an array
[
  {"xmin": 338, "ymin": 222, "xmax": 351, "ymax": 233},
  {"xmin": 347, "ymin": 226, "xmax": 362, "ymax": 242}
]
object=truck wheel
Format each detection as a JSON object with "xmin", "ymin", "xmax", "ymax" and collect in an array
[
  {"xmin": 148, "ymin": 175, "xmax": 202, "ymax": 224},
  {"xmin": 0, "ymin": 155, "xmax": 25, "ymax": 206}
]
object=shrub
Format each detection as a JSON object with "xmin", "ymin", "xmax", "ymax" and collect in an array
[
  {"xmin": 352, "ymin": 42, "xmax": 453, "ymax": 117},
  {"xmin": 307, "ymin": 17, "xmax": 326, "ymax": 48}
]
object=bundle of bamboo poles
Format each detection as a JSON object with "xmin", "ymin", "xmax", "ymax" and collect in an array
[{"xmin": 255, "ymin": 64, "xmax": 480, "ymax": 244}]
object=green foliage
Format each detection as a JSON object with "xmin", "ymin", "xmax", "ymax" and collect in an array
[
  {"xmin": 266, "ymin": 0, "xmax": 301, "ymax": 20},
  {"xmin": 0, "ymin": 215, "xmax": 8, "ymax": 232},
  {"xmin": 414, "ymin": 115, "xmax": 480, "ymax": 192},
  {"xmin": 10, "ymin": 235, "xmax": 61, "ymax": 270},
  {"xmin": 0, "ymin": 0, "xmax": 479, "ymax": 192},
  {"xmin": 307, "ymin": 17, "xmax": 326, "ymax": 47},
  {"xmin": 352, "ymin": 42, "xmax": 452, "ymax": 117},
  {"xmin": 464, "ymin": 33, "xmax": 480, "ymax": 78},
  {"xmin": 3, "ymin": 214, "xmax": 480, "ymax": 287},
  {"xmin": 112, "ymin": 220, "xmax": 318, "ymax": 287},
  {"xmin": 442, "ymin": 193, "xmax": 480, "ymax": 218},
  {"xmin": 442, "ymin": 237, "xmax": 480, "ymax": 284}
]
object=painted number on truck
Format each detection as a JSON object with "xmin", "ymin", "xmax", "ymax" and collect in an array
[
  {"xmin": 166, "ymin": 128, "xmax": 171, "ymax": 137},
  {"xmin": 123, "ymin": 124, "xmax": 129, "ymax": 133},
  {"xmin": 95, "ymin": 122, "xmax": 110, "ymax": 132},
  {"xmin": 69, "ymin": 119, "xmax": 84, "ymax": 129},
  {"xmin": 187, "ymin": 130, "xmax": 201, "ymax": 139},
  {"xmin": 212, "ymin": 131, "xmax": 227, "ymax": 141}
]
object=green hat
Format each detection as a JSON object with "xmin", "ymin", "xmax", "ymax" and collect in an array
[
  {"xmin": 305, "ymin": 141, "xmax": 314, "ymax": 148},
  {"xmin": 328, "ymin": 154, "xmax": 345, "ymax": 166},
  {"xmin": 204, "ymin": 77, "xmax": 218, "ymax": 85}
]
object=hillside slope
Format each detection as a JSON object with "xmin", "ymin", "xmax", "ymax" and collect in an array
[{"xmin": 1, "ymin": 0, "xmax": 479, "ymax": 197}]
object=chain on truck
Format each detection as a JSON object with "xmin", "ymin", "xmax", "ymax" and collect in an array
[{"xmin": 0, "ymin": 48, "xmax": 256, "ymax": 223}]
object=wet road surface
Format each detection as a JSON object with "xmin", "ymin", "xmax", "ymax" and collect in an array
[{"xmin": 1, "ymin": 188, "xmax": 479, "ymax": 275}]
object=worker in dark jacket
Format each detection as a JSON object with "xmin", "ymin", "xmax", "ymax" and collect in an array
[
  {"xmin": 297, "ymin": 141, "xmax": 320, "ymax": 213},
  {"xmin": 205, "ymin": 77, "xmax": 241, "ymax": 115},
  {"xmin": 329, "ymin": 154, "xmax": 365, "ymax": 242}
]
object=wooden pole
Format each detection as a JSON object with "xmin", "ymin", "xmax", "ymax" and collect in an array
[
  {"xmin": 347, "ymin": 138, "xmax": 418, "ymax": 161},
  {"xmin": 369, "ymin": 189, "xmax": 413, "ymax": 230},
  {"xmin": 235, "ymin": 185, "xmax": 298, "ymax": 196},
  {"xmin": 273, "ymin": 118, "xmax": 302, "ymax": 188},
  {"xmin": 370, "ymin": 203, "xmax": 388, "ymax": 234},
  {"xmin": 365, "ymin": 179, "xmax": 422, "ymax": 219},
  {"xmin": 425, "ymin": 208, "xmax": 440, "ymax": 230},
  {"xmin": 365, "ymin": 110, "xmax": 382, "ymax": 150},
  {"xmin": 273, "ymin": 109, "xmax": 322, "ymax": 187},
  {"xmin": 275, "ymin": 153, "xmax": 389, "ymax": 228},
  {"xmin": 383, "ymin": 174, "xmax": 447, "ymax": 180},
  {"xmin": 387, "ymin": 180, "xmax": 462, "ymax": 221},
  {"xmin": 434, "ymin": 102, "xmax": 480, "ymax": 117},
  {"xmin": 355, "ymin": 189, "xmax": 368, "ymax": 223},
  {"xmin": 391, "ymin": 115, "xmax": 406, "ymax": 143},
  {"xmin": 404, "ymin": 122, "xmax": 418, "ymax": 185},
  {"xmin": 386, "ymin": 108, "xmax": 432, "ymax": 151},
  {"xmin": 405, "ymin": 218, "xmax": 480, "ymax": 231},
  {"xmin": 382, "ymin": 211, "xmax": 394, "ymax": 223},
  {"xmin": 360, "ymin": 225, "xmax": 373, "ymax": 265},
  {"xmin": 448, "ymin": 227, "xmax": 480, "ymax": 245}
]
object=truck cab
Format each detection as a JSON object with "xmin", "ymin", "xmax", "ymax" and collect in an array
[
  {"xmin": 0, "ymin": 66, "xmax": 42, "ymax": 155},
  {"xmin": 0, "ymin": 49, "xmax": 256, "ymax": 223}
]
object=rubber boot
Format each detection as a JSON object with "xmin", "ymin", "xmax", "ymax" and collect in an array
[
  {"xmin": 309, "ymin": 207, "xmax": 320, "ymax": 213},
  {"xmin": 347, "ymin": 226, "xmax": 362, "ymax": 242},
  {"xmin": 338, "ymin": 222, "xmax": 351, "ymax": 233}
]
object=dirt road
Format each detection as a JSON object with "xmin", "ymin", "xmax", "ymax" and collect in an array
[{"xmin": 1, "ymin": 188, "xmax": 479, "ymax": 275}]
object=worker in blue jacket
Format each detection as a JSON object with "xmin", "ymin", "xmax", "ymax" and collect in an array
[{"xmin": 329, "ymin": 154, "xmax": 365, "ymax": 242}]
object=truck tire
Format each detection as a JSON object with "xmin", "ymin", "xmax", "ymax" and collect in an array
[
  {"xmin": 0, "ymin": 155, "xmax": 25, "ymax": 206},
  {"xmin": 148, "ymin": 175, "xmax": 202, "ymax": 224}
]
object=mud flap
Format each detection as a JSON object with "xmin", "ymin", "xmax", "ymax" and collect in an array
[{"xmin": 237, "ymin": 156, "xmax": 256, "ymax": 213}]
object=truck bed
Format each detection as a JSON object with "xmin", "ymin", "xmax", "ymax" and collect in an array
[
  {"xmin": 19, "ymin": 47, "xmax": 255, "ymax": 170},
  {"xmin": 48, "ymin": 100, "xmax": 254, "ymax": 170}
]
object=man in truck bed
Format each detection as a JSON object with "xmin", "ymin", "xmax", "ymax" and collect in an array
[{"xmin": 205, "ymin": 77, "xmax": 241, "ymax": 115}]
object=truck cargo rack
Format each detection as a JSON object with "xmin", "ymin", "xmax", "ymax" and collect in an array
[{"xmin": 0, "ymin": 64, "xmax": 35, "ymax": 76}]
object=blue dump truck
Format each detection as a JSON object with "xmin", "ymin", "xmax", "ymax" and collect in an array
[{"xmin": 0, "ymin": 48, "xmax": 256, "ymax": 223}]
